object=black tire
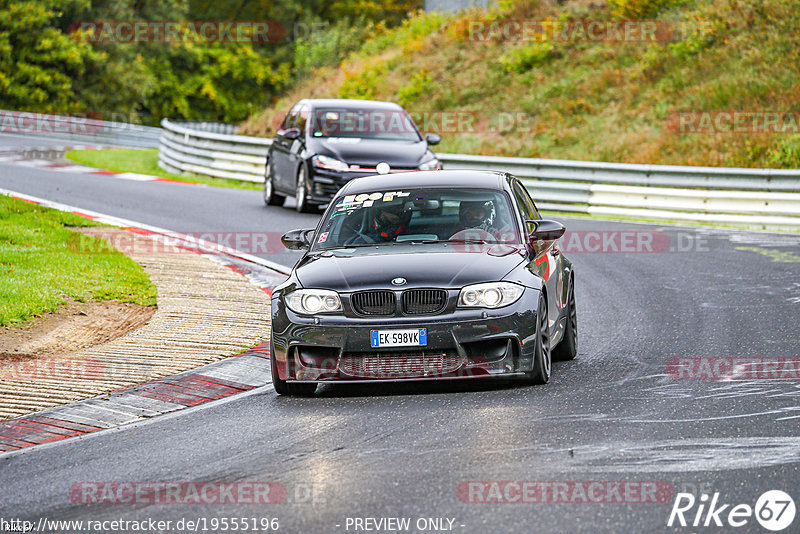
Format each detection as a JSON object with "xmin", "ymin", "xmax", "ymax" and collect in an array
[
  {"xmin": 553, "ymin": 276, "xmax": 578, "ymax": 361},
  {"xmin": 271, "ymin": 343, "xmax": 316, "ymax": 396},
  {"xmin": 528, "ymin": 293, "xmax": 552, "ymax": 385},
  {"xmin": 295, "ymin": 164, "xmax": 315, "ymax": 213},
  {"xmin": 263, "ymin": 161, "xmax": 286, "ymax": 206}
]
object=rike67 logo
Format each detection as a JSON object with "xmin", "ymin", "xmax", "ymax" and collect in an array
[{"xmin": 668, "ymin": 490, "xmax": 796, "ymax": 531}]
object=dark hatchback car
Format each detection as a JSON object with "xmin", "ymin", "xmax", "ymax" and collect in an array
[
  {"xmin": 270, "ymin": 170, "xmax": 577, "ymax": 396},
  {"xmin": 263, "ymin": 99, "xmax": 441, "ymax": 213}
]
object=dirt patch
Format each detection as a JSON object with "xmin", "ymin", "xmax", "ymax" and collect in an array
[{"xmin": 0, "ymin": 300, "xmax": 156, "ymax": 358}]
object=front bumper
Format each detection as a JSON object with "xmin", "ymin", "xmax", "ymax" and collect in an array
[
  {"xmin": 271, "ymin": 293, "xmax": 539, "ymax": 382},
  {"xmin": 308, "ymin": 167, "xmax": 419, "ymax": 204}
]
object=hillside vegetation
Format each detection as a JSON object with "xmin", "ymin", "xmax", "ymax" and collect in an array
[
  {"xmin": 241, "ymin": 0, "xmax": 800, "ymax": 168},
  {"xmin": 0, "ymin": 0, "xmax": 418, "ymax": 125}
]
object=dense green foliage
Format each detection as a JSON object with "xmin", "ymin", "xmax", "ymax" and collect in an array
[{"xmin": 0, "ymin": 0, "xmax": 419, "ymax": 124}]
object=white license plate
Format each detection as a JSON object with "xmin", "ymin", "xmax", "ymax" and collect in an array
[{"xmin": 370, "ymin": 329, "xmax": 427, "ymax": 348}]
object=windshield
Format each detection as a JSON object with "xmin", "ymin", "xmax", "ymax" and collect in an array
[
  {"xmin": 313, "ymin": 188, "xmax": 520, "ymax": 250},
  {"xmin": 311, "ymin": 108, "xmax": 422, "ymax": 142}
]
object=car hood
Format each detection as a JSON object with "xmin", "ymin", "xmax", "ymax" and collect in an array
[
  {"xmin": 309, "ymin": 138, "xmax": 431, "ymax": 168},
  {"xmin": 295, "ymin": 246, "xmax": 525, "ymax": 292}
]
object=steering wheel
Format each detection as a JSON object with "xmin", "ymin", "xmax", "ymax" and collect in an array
[{"xmin": 344, "ymin": 229, "xmax": 376, "ymax": 245}]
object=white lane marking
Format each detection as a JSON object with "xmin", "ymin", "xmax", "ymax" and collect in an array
[
  {"xmin": 113, "ymin": 172, "xmax": 159, "ymax": 181},
  {"xmin": 45, "ymin": 165, "xmax": 104, "ymax": 173},
  {"xmin": 4, "ymin": 158, "xmax": 160, "ymax": 180},
  {"xmin": 8, "ymin": 159, "xmax": 53, "ymax": 167}
]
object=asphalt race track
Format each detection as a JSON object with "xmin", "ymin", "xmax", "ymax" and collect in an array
[{"xmin": 2, "ymin": 133, "xmax": 800, "ymax": 533}]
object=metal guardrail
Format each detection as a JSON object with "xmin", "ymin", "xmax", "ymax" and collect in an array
[
  {"xmin": 0, "ymin": 110, "xmax": 161, "ymax": 148},
  {"xmin": 439, "ymin": 153, "xmax": 800, "ymax": 229},
  {"xmin": 158, "ymin": 119, "xmax": 800, "ymax": 229},
  {"xmin": 159, "ymin": 119, "xmax": 270, "ymax": 181}
]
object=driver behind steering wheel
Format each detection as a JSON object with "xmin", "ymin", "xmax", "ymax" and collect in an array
[
  {"xmin": 371, "ymin": 202, "xmax": 411, "ymax": 242},
  {"xmin": 457, "ymin": 200, "xmax": 495, "ymax": 232}
]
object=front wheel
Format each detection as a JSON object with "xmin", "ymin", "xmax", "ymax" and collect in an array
[
  {"xmin": 263, "ymin": 162, "xmax": 285, "ymax": 206},
  {"xmin": 295, "ymin": 164, "xmax": 315, "ymax": 213},
  {"xmin": 271, "ymin": 343, "xmax": 317, "ymax": 396},
  {"xmin": 553, "ymin": 277, "xmax": 577, "ymax": 361},
  {"xmin": 527, "ymin": 293, "xmax": 552, "ymax": 385}
]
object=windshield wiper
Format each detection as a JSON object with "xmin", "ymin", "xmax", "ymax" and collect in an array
[
  {"xmin": 316, "ymin": 243, "xmax": 389, "ymax": 251},
  {"xmin": 400, "ymin": 238, "xmax": 492, "ymax": 245},
  {"xmin": 446, "ymin": 238, "xmax": 491, "ymax": 244}
]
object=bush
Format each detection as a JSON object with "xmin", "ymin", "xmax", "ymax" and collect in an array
[
  {"xmin": 499, "ymin": 43, "xmax": 554, "ymax": 73},
  {"xmin": 396, "ymin": 71, "xmax": 433, "ymax": 105},
  {"xmin": 294, "ymin": 18, "xmax": 379, "ymax": 72},
  {"xmin": 767, "ymin": 135, "xmax": 800, "ymax": 168},
  {"xmin": 608, "ymin": 0, "xmax": 682, "ymax": 19},
  {"xmin": 0, "ymin": 0, "xmax": 103, "ymax": 112},
  {"xmin": 338, "ymin": 63, "xmax": 387, "ymax": 100},
  {"xmin": 360, "ymin": 10, "xmax": 448, "ymax": 56}
]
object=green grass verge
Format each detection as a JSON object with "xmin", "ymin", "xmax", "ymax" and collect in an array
[
  {"xmin": 65, "ymin": 148, "xmax": 261, "ymax": 190},
  {"xmin": 0, "ymin": 195, "xmax": 157, "ymax": 327}
]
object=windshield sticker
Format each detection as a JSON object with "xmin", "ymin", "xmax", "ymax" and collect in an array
[
  {"xmin": 336, "ymin": 191, "xmax": 411, "ymax": 211},
  {"xmin": 318, "ymin": 232, "xmax": 329, "ymax": 243}
]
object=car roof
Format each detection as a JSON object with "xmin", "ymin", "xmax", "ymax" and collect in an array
[
  {"xmin": 297, "ymin": 99, "xmax": 404, "ymax": 111},
  {"xmin": 339, "ymin": 170, "xmax": 510, "ymax": 195}
]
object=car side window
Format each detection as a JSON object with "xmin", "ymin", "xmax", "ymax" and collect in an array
[
  {"xmin": 519, "ymin": 182, "xmax": 542, "ymax": 219},
  {"xmin": 295, "ymin": 105, "xmax": 309, "ymax": 134},
  {"xmin": 512, "ymin": 181, "xmax": 537, "ymax": 233},
  {"xmin": 279, "ymin": 106, "xmax": 299, "ymax": 132}
]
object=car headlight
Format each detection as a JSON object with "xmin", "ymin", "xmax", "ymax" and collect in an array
[
  {"xmin": 312, "ymin": 154, "xmax": 350, "ymax": 172},
  {"xmin": 458, "ymin": 282, "xmax": 524, "ymax": 308},
  {"xmin": 418, "ymin": 158, "xmax": 440, "ymax": 171},
  {"xmin": 285, "ymin": 289, "xmax": 342, "ymax": 314}
]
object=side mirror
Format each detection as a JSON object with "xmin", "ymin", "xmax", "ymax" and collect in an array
[
  {"xmin": 425, "ymin": 133, "xmax": 441, "ymax": 146},
  {"xmin": 282, "ymin": 127, "xmax": 301, "ymax": 140},
  {"xmin": 281, "ymin": 228, "xmax": 314, "ymax": 250},
  {"xmin": 527, "ymin": 220, "xmax": 566, "ymax": 242}
]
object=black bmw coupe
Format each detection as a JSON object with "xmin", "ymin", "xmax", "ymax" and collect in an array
[
  {"xmin": 270, "ymin": 170, "xmax": 577, "ymax": 395},
  {"xmin": 263, "ymin": 99, "xmax": 441, "ymax": 213}
]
